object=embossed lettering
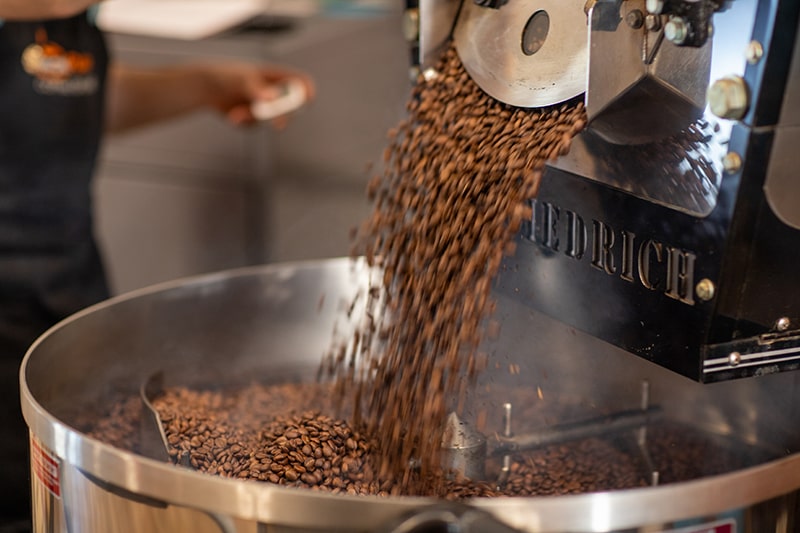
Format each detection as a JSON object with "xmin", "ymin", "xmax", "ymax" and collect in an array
[
  {"xmin": 528, "ymin": 199, "xmax": 540, "ymax": 242},
  {"xmin": 565, "ymin": 210, "xmax": 587, "ymax": 260},
  {"xmin": 542, "ymin": 202, "xmax": 560, "ymax": 251},
  {"xmin": 525, "ymin": 201, "xmax": 698, "ymax": 306},
  {"xmin": 638, "ymin": 240, "xmax": 664, "ymax": 290},
  {"xmin": 620, "ymin": 230, "xmax": 636, "ymax": 282},
  {"xmin": 665, "ymin": 247, "xmax": 697, "ymax": 305},
  {"xmin": 591, "ymin": 220, "xmax": 616, "ymax": 275}
]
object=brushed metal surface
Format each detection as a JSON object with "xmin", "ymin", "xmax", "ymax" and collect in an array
[
  {"xmin": 453, "ymin": 0, "xmax": 588, "ymax": 107},
  {"xmin": 19, "ymin": 258, "xmax": 800, "ymax": 532}
]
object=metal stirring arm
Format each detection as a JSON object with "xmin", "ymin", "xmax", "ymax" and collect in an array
[{"xmin": 489, "ymin": 406, "xmax": 663, "ymax": 456}]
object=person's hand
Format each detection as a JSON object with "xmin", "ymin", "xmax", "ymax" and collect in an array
[{"xmin": 202, "ymin": 62, "xmax": 315, "ymax": 129}]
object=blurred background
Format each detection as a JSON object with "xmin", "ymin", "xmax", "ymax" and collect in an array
[{"xmin": 93, "ymin": 0, "xmax": 409, "ymax": 294}]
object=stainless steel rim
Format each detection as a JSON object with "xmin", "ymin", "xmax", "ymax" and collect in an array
[{"xmin": 20, "ymin": 259, "xmax": 800, "ymax": 532}]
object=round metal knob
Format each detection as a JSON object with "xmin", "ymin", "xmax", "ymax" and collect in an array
[
  {"xmin": 707, "ymin": 76, "xmax": 750, "ymax": 120},
  {"xmin": 664, "ymin": 17, "xmax": 689, "ymax": 45}
]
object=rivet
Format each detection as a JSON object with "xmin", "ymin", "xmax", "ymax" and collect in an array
[
  {"xmin": 722, "ymin": 152, "xmax": 742, "ymax": 174},
  {"xmin": 776, "ymin": 317, "xmax": 791, "ymax": 332},
  {"xmin": 728, "ymin": 351, "xmax": 742, "ymax": 366},
  {"xmin": 745, "ymin": 40, "xmax": 764, "ymax": 65},
  {"xmin": 696, "ymin": 278, "xmax": 716, "ymax": 301}
]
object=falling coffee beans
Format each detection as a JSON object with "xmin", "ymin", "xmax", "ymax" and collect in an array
[{"xmin": 322, "ymin": 43, "xmax": 586, "ymax": 490}]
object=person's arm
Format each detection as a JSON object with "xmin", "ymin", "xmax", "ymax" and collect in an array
[
  {"xmin": 105, "ymin": 62, "xmax": 315, "ymax": 134},
  {"xmin": 0, "ymin": 0, "xmax": 98, "ymax": 20}
]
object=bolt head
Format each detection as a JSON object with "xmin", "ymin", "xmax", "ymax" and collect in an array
[
  {"xmin": 707, "ymin": 76, "xmax": 750, "ymax": 120},
  {"xmin": 776, "ymin": 317, "xmax": 791, "ymax": 331},
  {"xmin": 646, "ymin": 0, "xmax": 664, "ymax": 14},
  {"xmin": 645, "ymin": 14, "xmax": 661, "ymax": 31},
  {"xmin": 722, "ymin": 152, "xmax": 742, "ymax": 174},
  {"xmin": 696, "ymin": 278, "xmax": 716, "ymax": 302},
  {"xmin": 728, "ymin": 351, "xmax": 742, "ymax": 367},
  {"xmin": 625, "ymin": 10, "xmax": 644, "ymax": 29},
  {"xmin": 664, "ymin": 17, "xmax": 688, "ymax": 44},
  {"xmin": 745, "ymin": 40, "xmax": 764, "ymax": 64}
]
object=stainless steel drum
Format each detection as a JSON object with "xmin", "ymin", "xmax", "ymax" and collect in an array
[{"xmin": 21, "ymin": 258, "xmax": 800, "ymax": 532}]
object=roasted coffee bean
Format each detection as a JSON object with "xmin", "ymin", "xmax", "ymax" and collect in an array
[
  {"xmin": 86, "ymin": 381, "xmax": 753, "ymax": 498},
  {"xmin": 83, "ymin": 44, "xmax": 759, "ymax": 500},
  {"xmin": 322, "ymin": 43, "xmax": 586, "ymax": 490}
]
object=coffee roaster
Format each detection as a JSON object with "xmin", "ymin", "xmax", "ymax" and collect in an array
[
  {"xmin": 406, "ymin": 0, "xmax": 800, "ymax": 383},
  {"xmin": 18, "ymin": 1, "xmax": 800, "ymax": 533}
]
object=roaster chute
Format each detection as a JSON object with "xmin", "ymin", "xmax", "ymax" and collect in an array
[{"xmin": 406, "ymin": 0, "xmax": 800, "ymax": 383}]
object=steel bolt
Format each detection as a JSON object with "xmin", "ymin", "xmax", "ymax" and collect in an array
[
  {"xmin": 403, "ymin": 8, "xmax": 420, "ymax": 42},
  {"xmin": 745, "ymin": 40, "xmax": 764, "ymax": 65},
  {"xmin": 696, "ymin": 278, "xmax": 716, "ymax": 301},
  {"xmin": 626, "ymin": 9, "xmax": 645, "ymax": 30},
  {"xmin": 722, "ymin": 152, "xmax": 742, "ymax": 174},
  {"xmin": 728, "ymin": 351, "xmax": 742, "ymax": 367},
  {"xmin": 776, "ymin": 317, "xmax": 791, "ymax": 331},
  {"xmin": 707, "ymin": 76, "xmax": 750, "ymax": 120},
  {"xmin": 664, "ymin": 17, "xmax": 689, "ymax": 45},
  {"xmin": 646, "ymin": 0, "xmax": 664, "ymax": 14},
  {"xmin": 645, "ymin": 14, "xmax": 661, "ymax": 32}
]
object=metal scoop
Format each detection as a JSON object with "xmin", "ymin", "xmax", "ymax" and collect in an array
[
  {"xmin": 139, "ymin": 371, "xmax": 171, "ymax": 462},
  {"xmin": 139, "ymin": 371, "xmax": 191, "ymax": 466}
]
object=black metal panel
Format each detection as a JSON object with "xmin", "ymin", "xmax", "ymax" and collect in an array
[
  {"xmin": 707, "ymin": 125, "xmax": 764, "ymax": 342},
  {"xmin": 743, "ymin": 0, "xmax": 800, "ymax": 127},
  {"xmin": 725, "ymin": 183, "xmax": 800, "ymax": 332},
  {"xmin": 495, "ymin": 0, "xmax": 800, "ymax": 383},
  {"xmin": 498, "ymin": 156, "xmax": 731, "ymax": 381}
]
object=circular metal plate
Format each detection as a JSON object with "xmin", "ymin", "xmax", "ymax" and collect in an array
[{"xmin": 454, "ymin": 0, "xmax": 588, "ymax": 108}]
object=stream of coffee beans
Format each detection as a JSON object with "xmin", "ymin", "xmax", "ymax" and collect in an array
[
  {"xmin": 321, "ymin": 44, "xmax": 586, "ymax": 491},
  {"xmin": 82, "ymin": 43, "xmax": 760, "ymax": 499}
]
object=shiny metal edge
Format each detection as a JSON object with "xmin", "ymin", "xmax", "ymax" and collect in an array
[
  {"xmin": 18, "ymin": 258, "xmax": 800, "ymax": 531},
  {"xmin": 703, "ymin": 347, "xmax": 800, "ymax": 374}
]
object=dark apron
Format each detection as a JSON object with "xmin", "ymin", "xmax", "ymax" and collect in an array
[{"xmin": 0, "ymin": 13, "xmax": 108, "ymax": 522}]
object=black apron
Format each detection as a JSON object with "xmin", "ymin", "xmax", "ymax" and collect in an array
[{"xmin": 0, "ymin": 13, "xmax": 108, "ymax": 523}]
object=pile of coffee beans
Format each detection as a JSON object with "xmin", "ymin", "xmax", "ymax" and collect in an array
[
  {"xmin": 321, "ymin": 43, "xmax": 586, "ymax": 488},
  {"xmin": 81, "ymin": 42, "xmax": 764, "ymax": 502},
  {"xmin": 83, "ymin": 381, "xmax": 763, "ymax": 499}
]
